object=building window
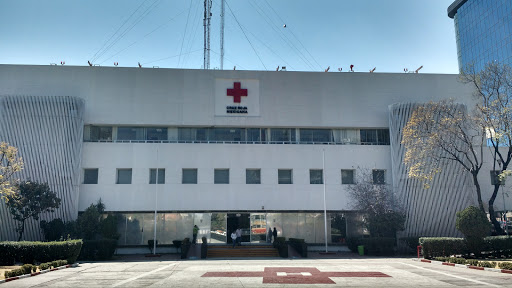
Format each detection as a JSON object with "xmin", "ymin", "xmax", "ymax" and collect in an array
[
  {"xmin": 490, "ymin": 170, "xmax": 506, "ymax": 185},
  {"xmin": 341, "ymin": 169, "xmax": 355, "ymax": 184},
  {"xmin": 310, "ymin": 169, "xmax": 323, "ymax": 184},
  {"xmin": 84, "ymin": 125, "xmax": 112, "ymax": 141},
  {"xmin": 117, "ymin": 127, "xmax": 145, "ymax": 141},
  {"xmin": 246, "ymin": 169, "xmax": 261, "ymax": 184},
  {"xmin": 83, "ymin": 168, "xmax": 98, "ymax": 184},
  {"xmin": 270, "ymin": 128, "xmax": 296, "ymax": 143},
  {"xmin": 117, "ymin": 169, "xmax": 132, "ymax": 184},
  {"xmin": 214, "ymin": 169, "xmax": 229, "ymax": 184},
  {"xmin": 278, "ymin": 169, "xmax": 292, "ymax": 184},
  {"xmin": 147, "ymin": 127, "xmax": 167, "ymax": 141},
  {"xmin": 372, "ymin": 169, "xmax": 385, "ymax": 184},
  {"xmin": 149, "ymin": 168, "xmax": 165, "ymax": 184},
  {"xmin": 182, "ymin": 169, "xmax": 198, "ymax": 184},
  {"xmin": 360, "ymin": 129, "xmax": 390, "ymax": 145},
  {"xmin": 300, "ymin": 129, "xmax": 332, "ymax": 143}
]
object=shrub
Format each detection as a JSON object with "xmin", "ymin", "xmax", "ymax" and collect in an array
[
  {"xmin": 400, "ymin": 237, "xmax": 420, "ymax": 251},
  {"xmin": 361, "ymin": 237, "xmax": 395, "ymax": 256},
  {"xmin": 39, "ymin": 262, "xmax": 51, "ymax": 270},
  {"xmin": 447, "ymin": 257, "xmax": 467, "ymax": 264},
  {"xmin": 40, "ymin": 218, "xmax": 66, "ymax": 241},
  {"xmin": 346, "ymin": 237, "xmax": 362, "ymax": 253},
  {"xmin": 288, "ymin": 238, "xmax": 307, "ymax": 258},
  {"xmin": 419, "ymin": 237, "xmax": 466, "ymax": 259},
  {"xmin": 78, "ymin": 239, "xmax": 117, "ymax": 261},
  {"xmin": 4, "ymin": 264, "xmax": 35, "ymax": 278},
  {"xmin": 273, "ymin": 237, "xmax": 288, "ymax": 258},
  {"xmin": 466, "ymin": 259, "xmax": 479, "ymax": 266},
  {"xmin": 499, "ymin": 262, "xmax": 512, "ymax": 270},
  {"xmin": 484, "ymin": 236, "xmax": 512, "ymax": 257},
  {"xmin": 0, "ymin": 240, "xmax": 82, "ymax": 265},
  {"xmin": 478, "ymin": 261, "xmax": 496, "ymax": 268},
  {"xmin": 181, "ymin": 238, "xmax": 191, "ymax": 259},
  {"xmin": 148, "ymin": 240, "xmax": 158, "ymax": 254},
  {"xmin": 456, "ymin": 206, "xmax": 490, "ymax": 256}
]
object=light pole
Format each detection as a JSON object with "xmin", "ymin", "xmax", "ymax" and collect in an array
[
  {"xmin": 502, "ymin": 185, "xmax": 509, "ymax": 236},
  {"xmin": 322, "ymin": 149, "xmax": 328, "ymax": 252},
  {"xmin": 153, "ymin": 147, "xmax": 159, "ymax": 255}
]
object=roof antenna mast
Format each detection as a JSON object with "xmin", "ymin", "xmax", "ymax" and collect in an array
[
  {"xmin": 220, "ymin": 0, "xmax": 225, "ymax": 70},
  {"xmin": 203, "ymin": 0, "xmax": 213, "ymax": 69}
]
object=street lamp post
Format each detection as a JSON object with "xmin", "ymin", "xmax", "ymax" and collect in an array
[
  {"xmin": 153, "ymin": 147, "xmax": 159, "ymax": 255},
  {"xmin": 322, "ymin": 149, "xmax": 328, "ymax": 252}
]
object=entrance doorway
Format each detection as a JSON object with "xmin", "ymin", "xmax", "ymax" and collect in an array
[{"xmin": 227, "ymin": 213, "xmax": 250, "ymax": 243}]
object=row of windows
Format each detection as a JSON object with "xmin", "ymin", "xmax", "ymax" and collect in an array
[
  {"xmin": 83, "ymin": 168, "xmax": 387, "ymax": 185},
  {"xmin": 83, "ymin": 126, "xmax": 390, "ymax": 145}
]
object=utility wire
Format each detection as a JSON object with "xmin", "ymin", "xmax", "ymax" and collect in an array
[
  {"xmin": 262, "ymin": 0, "xmax": 322, "ymax": 70},
  {"xmin": 100, "ymin": 8, "xmax": 188, "ymax": 65},
  {"xmin": 225, "ymin": 1, "xmax": 267, "ymax": 70},
  {"xmin": 248, "ymin": 0, "xmax": 314, "ymax": 70},
  {"xmin": 181, "ymin": 1, "xmax": 203, "ymax": 67},
  {"xmin": 142, "ymin": 49, "xmax": 203, "ymax": 65},
  {"xmin": 210, "ymin": 49, "xmax": 246, "ymax": 70},
  {"xmin": 178, "ymin": 0, "xmax": 194, "ymax": 68},
  {"xmin": 90, "ymin": 0, "xmax": 152, "ymax": 63},
  {"xmin": 93, "ymin": 0, "xmax": 163, "ymax": 63}
]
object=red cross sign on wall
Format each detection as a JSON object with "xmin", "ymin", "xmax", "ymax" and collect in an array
[{"xmin": 227, "ymin": 82, "xmax": 248, "ymax": 103}]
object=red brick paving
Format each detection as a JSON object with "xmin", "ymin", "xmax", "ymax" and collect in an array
[{"xmin": 202, "ymin": 267, "xmax": 391, "ymax": 284}]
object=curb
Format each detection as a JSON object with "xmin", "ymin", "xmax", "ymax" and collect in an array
[
  {"xmin": 413, "ymin": 259, "xmax": 512, "ymax": 275},
  {"xmin": 0, "ymin": 263, "xmax": 79, "ymax": 284}
]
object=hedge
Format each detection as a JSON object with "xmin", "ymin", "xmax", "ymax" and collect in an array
[
  {"xmin": 499, "ymin": 262, "xmax": 512, "ymax": 270},
  {"xmin": 288, "ymin": 238, "xmax": 307, "ymax": 258},
  {"xmin": 4, "ymin": 260, "xmax": 68, "ymax": 279},
  {"xmin": 273, "ymin": 237, "xmax": 288, "ymax": 258},
  {"xmin": 420, "ymin": 236, "xmax": 512, "ymax": 259},
  {"xmin": 78, "ymin": 239, "xmax": 117, "ymax": 261},
  {"xmin": 181, "ymin": 238, "xmax": 191, "ymax": 259},
  {"xmin": 419, "ymin": 237, "xmax": 466, "ymax": 258},
  {"xmin": 346, "ymin": 237, "xmax": 395, "ymax": 255},
  {"xmin": 0, "ymin": 240, "xmax": 82, "ymax": 265},
  {"xmin": 484, "ymin": 236, "xmax": 512, "ymax": 257}
]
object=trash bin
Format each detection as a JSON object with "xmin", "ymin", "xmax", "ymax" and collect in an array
[{"xmin": 357, "ymin": 245, "xmax": 364, "ymax": 256}]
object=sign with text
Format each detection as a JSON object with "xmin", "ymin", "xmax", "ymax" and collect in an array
[{"xmin": 215, "ymin": 79, "xmax": 260, "ymax": 116}]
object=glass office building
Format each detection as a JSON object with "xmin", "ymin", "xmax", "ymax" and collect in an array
[{"xmin": 448, "ymin": 0, "xmax": 512, "ymax": 72}]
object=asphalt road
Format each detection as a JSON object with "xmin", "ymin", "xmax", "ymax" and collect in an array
[{"xmin": 2, "ymin": 258, "xmax": 512, "ymax": 287}]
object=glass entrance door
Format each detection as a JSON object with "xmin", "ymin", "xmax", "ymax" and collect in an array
[
  {"xmin": 227, "ymin": 213, "xmax": 250, "ymax": 243},
  {"xmin": 250, "ymin": 213, "xmax": 267, "ymax": 243}
]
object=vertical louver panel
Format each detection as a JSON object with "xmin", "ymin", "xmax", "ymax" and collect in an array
[
  {"xmin": 0, "ymin": 96, "xmax": 84, "ymax": 241},
  {"xmin": 388, "ymin": 103, "xmax": 475, "ymax": 238}
]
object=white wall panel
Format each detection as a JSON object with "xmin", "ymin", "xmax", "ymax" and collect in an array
[{"xmin": 0, "ymin": 96, "xmax": 84, "ymax": 241}]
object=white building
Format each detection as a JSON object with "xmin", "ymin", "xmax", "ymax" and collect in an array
[{"xmin": 0, "ymin": 65, "xmax": 508, "ymax": 244}]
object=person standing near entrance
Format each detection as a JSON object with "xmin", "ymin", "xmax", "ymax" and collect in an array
[
  {"xmin": 231, "ymin": 231, "xmax": 237, "ymax": 248},
  {"xmin": 273, "ymin": 227, "xmax": 278, "ymax": 242},
  {"xmin": 193, "ymin": 225, "xmax": 199, "ymax": 244},
  {"xmin": 236, "ymin": 228, "xmax": 242, "ymax": 246},
  {"xmin": 267, "ymin": 228, "xmax": 272, "ymax": 243}
]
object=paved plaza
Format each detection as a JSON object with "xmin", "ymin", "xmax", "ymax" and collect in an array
[{"xmin": 2, "ymin": 257, "xmax": 512, "ymax": 287}]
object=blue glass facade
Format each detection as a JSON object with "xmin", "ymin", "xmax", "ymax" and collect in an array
[{"xmin": 449, "ymin": 0, "xmax": 512, "ymax": 72}]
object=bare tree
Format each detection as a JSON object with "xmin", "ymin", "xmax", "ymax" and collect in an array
[
  {"xmin": 402, "ymin": 100, "xmax": 486, "ymax": 213},
  {"xmin": 461, "ymin": 62, "xmax": 512, "ymax": 234},
  {"xmin": 347, "ymin": 169, "xmax": 405, "ymax": 238}
]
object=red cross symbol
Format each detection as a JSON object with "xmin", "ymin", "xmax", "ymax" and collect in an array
[
  {"xmin": 202, "ymin": 267, "xmax": 390, "ymax": 284},
  {"xmin": 227, "ymin": 82, "xmax": 248, "ymax": 103}
]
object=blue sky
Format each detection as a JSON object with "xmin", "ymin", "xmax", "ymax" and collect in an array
[{"xmin": 0, "ymin": 0, "xmax": 458, "ymax": 73}]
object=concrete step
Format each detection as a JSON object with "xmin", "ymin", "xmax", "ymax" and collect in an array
[{"xmin": 207, "ymin": 246, "xmax": 279, "ymax": 258}]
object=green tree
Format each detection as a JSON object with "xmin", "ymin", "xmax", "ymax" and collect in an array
[
  {"xmin": 0, "ymin": 142, "xmax": 23, "ymax": 198},
  {"xmin": 347, "ymin": 169, "xmax": 405, "ymax": 238},
  {"xmin": 456, "ymin": 206, "xmax": 490, "ymax": 256},
  {"xmin": 4, "ymin": 181, "xmax": 61, "ymax": 241}
]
